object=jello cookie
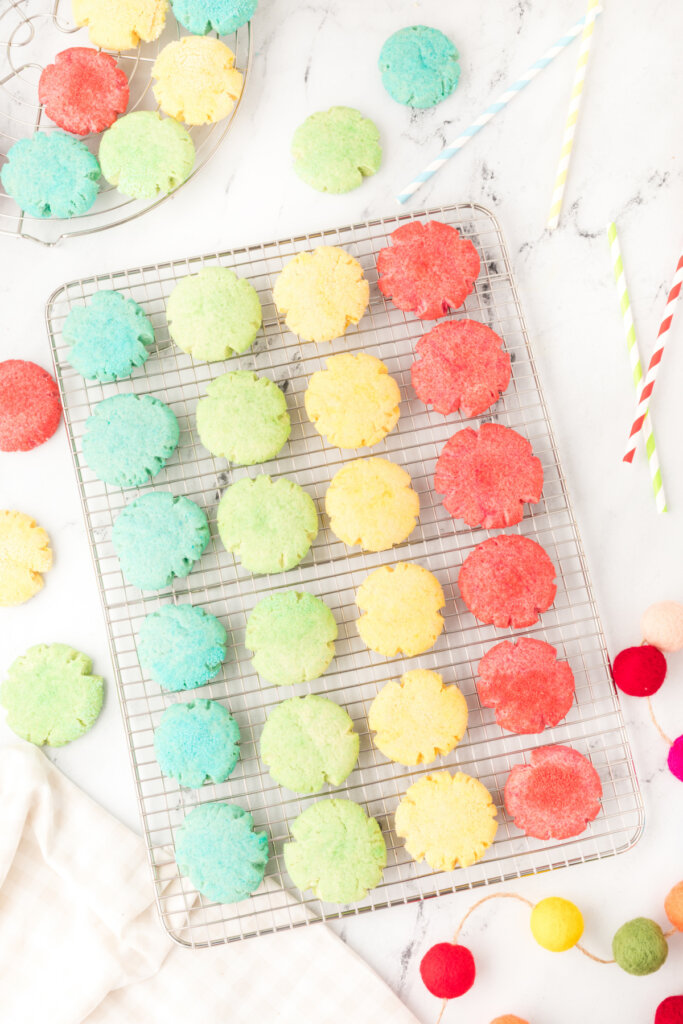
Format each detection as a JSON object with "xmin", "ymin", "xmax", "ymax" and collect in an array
[
  {"xmin": 292, "ymin": 106, "xmax": 381, "ymax": 193},
  {"xmin": 0, "ymin": 361, "xmax": 61, "ymax": 452},
  {"xmin": 154, "ymin": 699, "xmax": 240, "ymax": 788},
  {"xmin": 82, "ymin": 393, "xmax": 179, "ymax": 487},
  {"xmin": 171, "ymin": 0, "xmax": 257, "ymax": 34},
  {"xmin": 0, "ymin": 510, "xmax": 52, "ymax": 607},
  {"xmin": 137, "ymin": 603, "xmax": 228, "ymax": 691},
  {"xmin": 477, "ymin": 637, "xmax": 575, "ymax": 734},
  {"xmin": 99, "ymin": 111, "xmax": 195, "ymax": 200},
  {"xmin": 459, "ymin": 534, "xmax": 557, "ymax": 629},
  {"xmin": 167, "ymin": 265, "xmax": 262, "ymax": 361},
  {"xmin": 325, "ymin": 457, "xmax": 419, "ymax": 551},
  {"xmin": 64, "ymin": 290, "xmax": 154, "ymax": 382},
  {"xmin": 305, "ymin": 353, "xmax": 400, "ymax": 448},
  {"xmin": 39, "ymin": 48, "xmax": 129, "ymax": 136},
  {"xmin": 196, "ymin": 371, "xmax": 290, "ymax": 464},
  {"xmin": 174, "ymin": 802, "xmax": 268, "ymax": 903},
  {"xmin": 260, "ymin": 695, "xmax": 358, "ymax": 793},
  {"xmin": 72, "ymin": 0, "xmax": 168, "ymax": 50},
  {"xmin": 273, "ymin": 246, "xmax": 369, "ymax": 343},
  {"xmin": 356, "ymin": 561, "xmax": 445, "ymax": 657},
  {"xmin": 245, "ymin": 590, "xmax": 336, "ymax": 685},
  {"xmin": 379, "ymin": 25, "xmax": 460, "ymax": 108},
  {"xmin": 504, "ymin": 745, "xmax": 602, "ymax": 840},
  {"xmin": 152, "ymin": 37, "xmax": 243, "ymax": 125},
  {"xmin": 1, "ymin": 131, "xmax": 100, "ymax": 220}
]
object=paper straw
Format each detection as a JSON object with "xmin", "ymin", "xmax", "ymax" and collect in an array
[
  {"xmin": 624, "ymin": 249, "xmax": 683, "ymax": 463},
  {"xmin": 396, "ymin": 10, "xmax": 602, "ymax": 206},
  {"xmin": 547, "ymin": 0, "xmax": 601, "ymax": 230},
  {"xmin": 607, "ymin": 223, "xmax": 667, "ymax": 513}
]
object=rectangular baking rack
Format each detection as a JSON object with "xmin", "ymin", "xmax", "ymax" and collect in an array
[{"xmin": 46, "ymin": 203, "xmax": 644, "ymax": 947}]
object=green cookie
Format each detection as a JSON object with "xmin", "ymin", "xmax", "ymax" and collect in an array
[
  {"xmin": 99, "ymin": 111, "xmax": 195, "ymax": 200},
  {"xmin": 167, "ymin": 265, "xmax": 262, "ymax": 362},
  {"xmin": 292, "ymin": 106, "xmax": 382, "ymax": 194},
  {"xmin": 1, "ymin": 643, "xmax": 104, "ymax": 746},
  {"xmin": 246, "ymin": 590, "xmax": 337, "ymax": 685},
  {"xmin": 284, "ymin": 798, "xmax": 387, "ymax": 904},
  {"xmin": 196, "ymin": 371, "xmax": 290, "ymax": 465},
  {"xmin": 217, "ymin": 475, "xmax": 318, "ymax": 574}
]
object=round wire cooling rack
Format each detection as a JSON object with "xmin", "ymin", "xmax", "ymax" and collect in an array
[{"xmin": 0, "ymin": 0, "xmax": 252, "ymax": 246}]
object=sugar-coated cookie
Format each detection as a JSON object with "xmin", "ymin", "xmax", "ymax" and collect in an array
[
  {"xmin": 326, "ymin": 457, "xmax": 419, "ymax": 551},
  {"xmin": 196, "ymin": 371, "xmax": 290, "ymax": 464},
  {"xmin": 369, "ymin": 669, "xmax": 468, "ymax": 766},
  {"xmin": 167, "ymin": 265, "xmax": 262, "ymax": 361},
  {"xmin": 379, "ymin": 25, "xmax": 460, "ymax": 108},
  {"xmin": 273, "ymin": 246, "xmax": 369, "ymax": 343},
  {"xmin": 377, "ymin": 221, "xmax": 480, "ymax": 320},
  {"xmin": 0, "ymin": 510, "xmax": 52, "ymax": 607},
  {"xmin": 305, "ymin": 353, "xmax": 400, "ymax": 448},
  {"xmin": 99, "ymin": 111, "xmax": 195, "ymax": 200},
  {"xmin": 64, "ymin": 290, "xmax": 154, "ymax": 382},
  {"xmin": 356, "ymin": 562, "xmax": 445, "ymax": 657},
  {"xmin": 1, "ymin": 643, "xmax": 103, "ymax": 746},
  {"xmin": 217, "ymin": 475, "xmax": 318, "ymax": 574},
  {"xmin": 0, "ymin": 361, "xmax": 61, "ymax": 452},
  {"xmin": 284, "ymin": 798, "xmax": 386, "ymax": 904},
  {"xmin": 260, "ymin": 695, "xmax": 358, "ymax": 793},
  {"xmin": 411, "ymin": 319, "xmax": 511, "ymax": 417},
  {"xmin": 137, "ymin": 603, "xmax": 228, "ymax": 691},
  {"xmin": 72, "ymin": 0, "xmax": 168, "ymax": 51},
  {"xmin": 1, "ymin": 131, "xmax": 100, "ymax": 219},
  {"xmin": 245, "ymin": 590, "xmax": 336, "ymax": 685},
  {"xmin": 152, "ymin": 37, "xmax": 243, "ymax": 125},
  {"xmin": 83, "ymin": 393, "xmax": 179, "ymax": 487},
  {"xmin": 292, "ymin": 106, "xmax": 382, "ymax": 194},
  {"xmin": 154, "ymin": 699, "xmax": 240, "ymax": 787},
  {"xmin": 459, "ymin": 534, "xmax": 557, "ymax": 629},
  {"xmin": 39, "ymin": 48, "xmax": 129, "ymax": 135},
  {"xmin": 477, "ymin": 637, "xmax": 575, "ymax": 734},
  {"xmin": 112, "ymin": 491, "xmax": 210, "ymax": 590},
  {"xmin": 174, "ymin": 802, "xmax": 268, "ymax": 903},
  {"xmin": 395, "ymin": 770, "xmax": 498, "ymax": 870},
  {"xmin": 170, "ymin": 0, "xmax": 257, "ymax": 34},
  {"xmin": 504, "ymin": 745, "xmax": 602, "ymax": 840}
]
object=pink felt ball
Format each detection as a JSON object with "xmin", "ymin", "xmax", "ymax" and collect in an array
[
  {"xmin": 667, "ymin": 736, "xmax": 683, "ymax": 782},
  {"xmin": 612, "ymin": 645, "xmax": 667, "ymax": 697},
  {"xmin": 420, "ymin": 943, "xmax": 476, "ymax": 999},
  {"xmin": 641, "ymin": 602, "xmax": 683, "ymax": 652},
  {"xmin": 655, "ymin": 995, "xmax": 683, "ymax": 1024}
]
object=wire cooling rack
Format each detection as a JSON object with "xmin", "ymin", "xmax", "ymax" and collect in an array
[
  {"xmin": 0, "ymin": 0, "xmax": 251, "ymax": 246},
  {"xmin": 46, "ymin": 203, "xmax": 644, "ymax": 946}
]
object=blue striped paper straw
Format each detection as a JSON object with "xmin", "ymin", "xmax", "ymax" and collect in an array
[{"xmin": 396, "ymin": 8, "xmax": 603, "ymax": 206}]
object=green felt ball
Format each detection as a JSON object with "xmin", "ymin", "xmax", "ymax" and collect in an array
[{"xmin": 612, "ymin": 917, "xmax": 669, "ymax": 975}]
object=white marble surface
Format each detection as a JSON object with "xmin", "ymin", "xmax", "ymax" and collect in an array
[{"xmin": 2, "ymin": 1, "xmax": 683, "ymax": 1021}]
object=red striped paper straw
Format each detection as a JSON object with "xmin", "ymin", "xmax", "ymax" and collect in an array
[{"xmin": 624, "ymin": 250, "xmax": 683, "ymax": 463}]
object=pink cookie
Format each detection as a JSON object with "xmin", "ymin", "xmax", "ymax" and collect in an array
[
  {"xmin": 504, "ymin": 744, "xmax": 602, "ymax": 840},
  {"xmin": 459, "ymin": 534, "xmax": 557, "ymax": 629},
  {"xmin": 477, "ymin": 637, "xmax": 575, "ymax": 734},
  {"xmin": 39, "ymin": 48, "xmax": 129, "ymax": 136},
  {"xmin": 377, "ymin": 220, "xmax": 480, "ymax": 320},
  {"xmin": 0, "ymin": 360, "xmax": 61, "ymax": 452},
  {"xmin": 411, "ymin": 319, "xmax": 511, "ymax": 417},
  {"xmin": 434, "ymin": 423, "xmax": 543, "ymax": 528}
]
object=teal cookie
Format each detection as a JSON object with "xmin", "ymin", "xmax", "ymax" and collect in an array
[
  {"xmin": 174, "ymin": 801, "xmax": 268, "ymax": 903},
  {"xmin": 217, "ymin": 475, "xmax": 318, "ymax": 574},
  {"xmin": 167, "ymin": 265, "xmax": 262, "ymax": 362},
  {"xmin": 137, "ymin": 603, "xmax": 228, "ymax": 691},
  {"xmin": 379, "ymin": 26, "xmax": 460, "ymax": 108},
  {"xmin": 82, "ymin": 393, "xmax": 179, "ymax": 487},
  {"xmin": 0, "ymin": 643, "xmax": 103, "ymax": 747},
  {"xmin": 283, "ymin": 798, "xmax": 387, "ymax": 904},
  {"xmin": 1, "ymin": 130, "xmax": 100, "ymax": 219},
  {"xmin": 99, "ymin": 111, "xmax": 195, "ymax": 200},
  {"xmin": 112, "ymin": 491, "xmax": 210, "ymax": 590},
  {"xmin": 154, "ymin": 699, "xmax": 240, "ymax": 787},
  {"xmin": 64, "ymin": 290, "xmax": 155, "ymax": 382},
  {"xmin": 291, "ymin": 106, "xmax": 382, "ymax": 194},
  {"xmin": 245, "ymin": 590, "xmax": 337, "ymax": 685},
  {"xmin": 260, "ymin": 695, "xmax": 358, "ymax": 794},
  {"xmin": 170, "ymin": 0, "xmax": 257, "ymax": 34},
  {"xmin": 196, "ymin": 371, "xmax": 290, "ymax": 465}
]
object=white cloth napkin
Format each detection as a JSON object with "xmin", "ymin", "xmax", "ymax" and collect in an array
[{"xmin": 0, "ymin": 744, "xmax": 419, "ymax": 1024}]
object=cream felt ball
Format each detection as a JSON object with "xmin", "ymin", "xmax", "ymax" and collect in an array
[
  {"xmin": 530, "ymin": 897, "xmax": 583, "ymax": 952},
  {"xmin": 641, "ymin": 601, "xmax": 683, "ymax": 652}
]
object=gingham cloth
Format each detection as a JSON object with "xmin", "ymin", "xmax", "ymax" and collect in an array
[{"xmin": 0, "ymin": 745, "xmax": 419, "ymax": 1024}]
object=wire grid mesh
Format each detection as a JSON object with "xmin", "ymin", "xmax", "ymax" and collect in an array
[
  {"xmin": 45, "ymin": 202, "xmax": 644, "ymax": 947},
  {"xmin": 0, "ymin": 0, "xmax": 251, "ymax": 246}
]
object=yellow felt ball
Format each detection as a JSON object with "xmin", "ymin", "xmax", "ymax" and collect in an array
[{"xmin": 530, "ymin": 897, "xmax": 583, "ymax": 952}]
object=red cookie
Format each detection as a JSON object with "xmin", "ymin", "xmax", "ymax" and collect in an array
[
  {"xmin": 0, "ymin": 360, "xmax": 61, "ymax": 452},
  {"xmin": 459, "ymin": 534, "xmax": 556, "ymax": 629},
  {"xmin": 477, "ymin": 637, "xmax": 575, "ymax": 734},
  {"xmin": 39, "ymin": 48, "xmax": 129, "ymax": 136},
  {"xmin": 434, "ymin": 423, "xmax": 543, "ymax": 528},
  {"xmin": 504, "ymin": 744, "xmax": 602, "ymax": 840},
  {"xmin": 377, "ymin": 220, "xmax": 480, "ymax": 320},
  {"xmin": 411, "ymin": 319, "xmax": 511, "ymax": 417}
]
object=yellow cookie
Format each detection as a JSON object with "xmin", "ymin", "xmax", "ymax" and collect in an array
[
  {"xmin": 395, "ymin": 770, "xmax": 498, "ymax": 871},
  {"xmin": 0, "ymin": 510, "xmax": 52, "ymax": 607},
  {"xmin": 305, "ymin": 353, "xmax": 400, "ymax": 447},
  {"xmin": 273, "ymin": 247, "xmax": 369, "ymax": 343},
  {"xmin": 72, "ymin": 0, "xmax": 168, "ymax": 51},
  {"xmin": 356, "ymin": 562, "xmax": 444, "ymax": 657},
  {"xmin": 369, "ymin": 670, "xmax": 467, "ymax": 766},
  {"xmin": 326, "ymin": 457, "xmax": 418, "ymax": 552},
  {"xmin": 152, "ymin": 37, "xmax": 243, "ymax": 126}
]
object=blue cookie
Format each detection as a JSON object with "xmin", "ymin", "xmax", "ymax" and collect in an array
[
  {"xmin": 112, "ymin": 492, "xmax": 210, "ymax": 590},
  {"xmin": 138, "ymin": 603, "xmax": 228, "ymax": 691},
  {"xmin": 64, "ymin": 290, "xmax": 155, "ymax": 382},
  {"xmin": 174, "ymin": 802, "xmax": 268, "ymax": 903},
  {"xmin": 154, "ymin": 699, "xmax": 240, "ymax": 787},
  {"xmin": 1, "ymin": 131, "xmax": 100, "ymax": 219},
  {"xmin": 82, "ymin": 393, "xmax": 179, "ymax": 488},
  {"xmin": 379, "ymin": 26, "xmax": 460, "ymax": 108},
  {"xmin": 170, "ymin": 0, "xmax": 257, "ymax": 34}
]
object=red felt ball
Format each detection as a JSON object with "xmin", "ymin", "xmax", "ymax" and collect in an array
[
  {"xmin": 420, "ymin": 943, "xmax": 476, "ymax": 999},
  {"xmin": 667, "ymin": 737, "xmax": 683, "ymax": 782},
  {"xmin": 655, "ymin": 995, "xmax": 683, "ymax": 1024},
  {"xmin": 612, "ymin": 645, "xmax": 666, "ymax": 697}
]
